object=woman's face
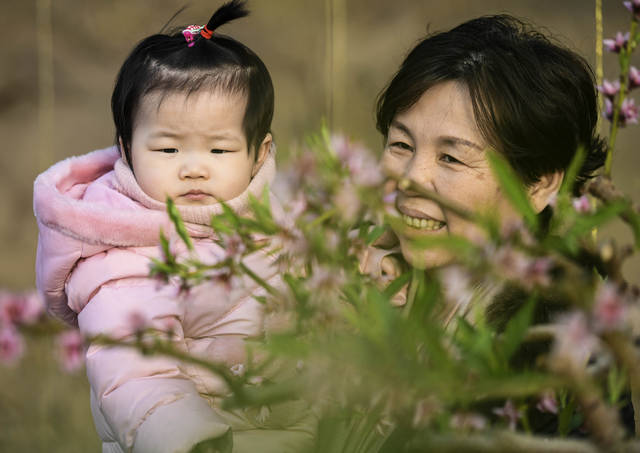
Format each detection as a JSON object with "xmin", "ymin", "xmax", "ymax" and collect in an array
[{"xmin": 382, "ymin": 81, "xmax": 521, "ymax": 269}]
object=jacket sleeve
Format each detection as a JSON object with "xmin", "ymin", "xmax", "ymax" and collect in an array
[
  {"xmin": 35, "ymin": 224, "xmax": 84, "ymax": 326},
  {"xmin": 78, "ymin": 281, "xmax": 232, "ymax": 453}
]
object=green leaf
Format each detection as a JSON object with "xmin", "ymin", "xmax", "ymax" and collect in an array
[
  {"xmin": 188, "ymin": 430, "xmax": 233, "ymax": 453},
  {"xmin": 158, "ymin": 229, "xmax": 175, "ymax": 265},
  {"xmin": 566, "ymin": 199, "xmax": 628, "ymax": 240},
  {"xmin": 382, "ymin": 272, "xmax": 411, "ymax": 299},
  {"xmin": 166, "ymin": 197, "xmax": 193, "ymax": 250},
  {"xmin": 486, "ymin": 151, "xmax": 539, "ymax": 231},
  {"xmin": 623, "ymin": 206, "xmax": 640, "ymax": 247},
  {"xmin": 366, "ymin": 225, "xmax": 387, "ymax": 245},
  {"xmin": 500, "ymin": 296, "xmax": 536, "ymax": 361},
  {"xmin": 607, "ymin": 365, "xmax": 627, "ymax": 405},
  {"xmin": 559, "ymin": 146, "xmax": 586, "ymax": 196},
  {"xmin": 557, "ymin": 396, "xmax": 576, "ymax": 436}
]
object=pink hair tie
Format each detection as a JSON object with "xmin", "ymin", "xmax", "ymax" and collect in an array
[{"xmin": 182, "ymin": 25, "xmax": 204, "ymax": 47}]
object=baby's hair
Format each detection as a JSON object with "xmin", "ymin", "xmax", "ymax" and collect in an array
[{"xmin": 111, "ymin": 0, "xmax": 273, "ymax": 167}]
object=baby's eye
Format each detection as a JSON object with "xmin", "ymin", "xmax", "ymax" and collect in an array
[
  {"xmin": 210, "ymin": 149, "xmax": 230, "ymax": 154},
  {"xmin": 155, "ymin": 148, "xmax": 178, "ymax": 154},
  {"xmin": 440, "ymin": 154, "xmax": 463, "ymax": 165}
]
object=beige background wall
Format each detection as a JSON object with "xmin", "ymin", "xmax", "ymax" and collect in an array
[{"xmin": 0, "ymin": 1, "xmax": 638, "ymax": 450}]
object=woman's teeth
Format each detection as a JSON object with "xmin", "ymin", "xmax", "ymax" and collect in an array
[{"xmin": 402, "ymin": 214, "xmax": 445, "ymax": 230}]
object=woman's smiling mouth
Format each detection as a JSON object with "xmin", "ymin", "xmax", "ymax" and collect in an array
[
  {"xmin": 397, "ymin": 204, "xmax": 447, "ymax": 231},
  {"xmin": 401, "ymin": 214, "xmax": 446, "ymax": 230}
]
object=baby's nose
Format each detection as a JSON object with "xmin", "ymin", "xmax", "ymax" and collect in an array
[{"xmin": 179, "ymin": 159, "xmax": 208, "ymax": 179}]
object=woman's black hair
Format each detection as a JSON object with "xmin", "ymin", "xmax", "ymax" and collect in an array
[
  {"xmin": 376, "ymin": 15, "xmax": 606, "ymax": 195},
  {"xmin": 111, "ymin": 0, "xmax": 273, "ymax": 166}
]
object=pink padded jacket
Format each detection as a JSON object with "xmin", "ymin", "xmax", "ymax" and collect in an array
[{"xmin": 33, "ymin": 146, "xmax": 301, "ymax": 453}]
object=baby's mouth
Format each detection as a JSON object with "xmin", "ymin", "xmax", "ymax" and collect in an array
[
  {"xmin": 401, "ymin": 213, "xmax": 446, "ymax": 231},
  {"xmin": 181, "ymin": 190, "xmax": 212, "ymax": 201}
]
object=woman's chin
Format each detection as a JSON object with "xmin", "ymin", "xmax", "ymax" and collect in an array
[{"xmin": 398, "ymin": 236, "xmax": 453, "ymax": 270}]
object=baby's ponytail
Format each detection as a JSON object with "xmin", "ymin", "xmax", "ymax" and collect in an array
[{"xmin": 202, "ymin": 0, "xmax": 249, "ymax": 39}]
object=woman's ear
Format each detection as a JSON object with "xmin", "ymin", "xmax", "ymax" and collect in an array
[
  {"xmin": 528, "ymin": 171, "xmax": 564, "ymax": 213},
  {"xmin": 251, "ymin": 133, "xmax": 272, "ymax": 177}
]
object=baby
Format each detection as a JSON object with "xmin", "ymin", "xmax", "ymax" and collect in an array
[{"xmin": 34, "ymin": 1, "xmax": 313, "ymax": 452}]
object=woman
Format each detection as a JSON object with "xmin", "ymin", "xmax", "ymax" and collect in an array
[{"xmin": 374, "ymin": 14, "xmax": 605, "ymax": 271}]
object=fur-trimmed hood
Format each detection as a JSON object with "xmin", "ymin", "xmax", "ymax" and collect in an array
[
  {"xmin": 33, "ymin": 145, "xmax": 276, "ymax": 247},
  {"xmin": 33, "ymin": 145, "xmax": 277, "ymax": 324}
]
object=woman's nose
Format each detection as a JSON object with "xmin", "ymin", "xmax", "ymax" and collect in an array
[{"xmin": 403, "ymin": 150, "xmax": 435, "ymax": 189}]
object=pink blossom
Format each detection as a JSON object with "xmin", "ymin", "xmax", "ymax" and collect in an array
[
  {"xmin": 493, "ymin": 245, "xmax": 530, "ymax": 278},
  {"xmin": 550, "ymin": 311, "xmax": 597, "ymax": 373},
  {"xmin": 224, "ymin": 233, "xmax": 247, "ymax": 260},
  {"xmin": 383, "ymin": 190, "xmax": 398, "ymax": 206},
  {"xmin": 412, "ymin": 397, "xmax": 441, "ymax": 428},
  {"xmin": 292, "ymin": 151, "xmax": 318, "ymax": 188},
  {"xmin": 593, "ymin": 283, "xmax": 626, "ymax": 332},
  {"xmin": 331, "ymin": 134, "xmax": 383, "ymax": 187},
  {"xmin": 0, "ymin": 291, "xmax": 44, "ymax": 326},
  {"xmin": 439, "ymin": 266, "xmax": 474, "ymax": 313},
  {"xmin": 161, "ymin": 317, "xmax": 179, "ymax": 338},
  {"xmin": 288, "ymin": 193, "xmax": 308, "ymax": 220},
  {"xmin": 493, "ymin": 246, "xmax": 551, "ymax": 288},
  {"xmin": 621, "ymin": 98, "xmax": 639, "ymax": 125},
  {"xmin": 0, "ymin": 326, "xmax": 24, "ymax": 366},
  {"xmin": 630, "ymin": 67, "xmax": 640, "ymax": 90},
  {"xmin": 598, "ymin": 79, "xmax": 620, "ymax": 98},
  {"xmin": 308, "ymin": 266, "xmax": 345, "ymax": 293},
  {"xmin": 624, "ymin": 0, "xmax": 640, "ymax": 18},
  {"xmin": 333, "ymin": 182, "xmax": 361, "ymax": 224},
  {"xmin": 536, "ymin": 390, "xmax": 558, "ymax": 414},
  {"xmin": 604, "ymin": 98, "xmax": 614, "ymax": 122},
  {"xmin": 450, "ymin": 412, "xmax": 488, "ymax": 431},
  {"xmin": 127, "ymin": 310, "xmax": 148, "ymax": 333},
  {"xmin": 270, "ymin": 226, "xmax": 308, "ymax": 261},
  {"xmin": 230, "ymin": 363, "xmax": 245, "ymax": 376},
  {"xmin": 492, "ymin": 399, "xmax": 521, "ymax": 431},
  {"xmin": 572, "ymin": 195, "xmax": 592, "ymax": 214},
  {"xmin": 56, "ymin": 330, "xmax": 84, "ymax": 373},
  {"xmin": 603, "ymin": 32, "xmax": 629, "ymax": 53},
  {"xmin": 604, "ymin": 97, "xmax": 639, "ymax": 126},
  {"xmin": 525, "ymin": 257, "xmax": 553, "ymax": 288},
  {"xmin": 209, "ymin": 267, "xmax": 238, "ymax": 293}
]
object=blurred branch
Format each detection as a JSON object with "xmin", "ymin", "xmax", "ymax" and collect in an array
[
  {"xmin": 36, "ymin": 0, "xmax": 55, "ymax": 172},
  {"xmin": 595, "ymin": 0, "xmax": 604, "ymax": 118},
  {"xmin": 384, "ymin": 168, "xmax": 479, "ymax": 223},
  {"xmin": 410, "ymin": 430, "xmax": 600, "ymax": 453},
  {"xmin": 324, "ymin": 0, "xmax": 347, "ymax": 130}
]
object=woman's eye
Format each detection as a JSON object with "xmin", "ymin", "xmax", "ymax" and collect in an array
[
  {"xmin": 210, "ymin": 149, "xmax": 229, "ymax": 154},
  {"xmin": 389, "ymin": 141, "xmax": 413, "ymax": 152},
  {"xmin": 440, "ymin": 154, "xmax": 463, "ymax": 165}
]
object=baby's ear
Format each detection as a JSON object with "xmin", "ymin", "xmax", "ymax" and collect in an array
[
  {"xmin": 528, "ymin": 170, "xmax": 564, "ymax": 213},
  {"xmin": 118, "ymin": 137, "xmax": 128, "ymax": 165},
  {"xmin": 251, "ymin": 133, "xmax": 272, "ymax": 177}
]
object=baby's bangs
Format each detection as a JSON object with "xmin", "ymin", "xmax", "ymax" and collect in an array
[{"xmin": 142, "ymin": 62, "xmax": 250, "ymax": 104}]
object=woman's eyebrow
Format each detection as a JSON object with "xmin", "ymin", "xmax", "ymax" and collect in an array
[
  {"xmin": 439, "ymin": 135, "xmax": 483, "ymax": 151},
  {"xmin": 389, "ymin": 120, "xmax": 415, "ymax": 141}
]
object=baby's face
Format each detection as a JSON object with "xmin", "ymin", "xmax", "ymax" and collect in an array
[{"xmin": 128, "ymin": 89, "xmax": 266, "ymax": 205}]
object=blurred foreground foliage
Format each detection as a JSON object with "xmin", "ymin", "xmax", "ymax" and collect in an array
[
  {"xmin": 145, "ymin": 124, "xmax": 640, "ymax": 452},
  {"xmin": 4, "ymin": 3, "xmax": 640, "ymax": 451}
]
